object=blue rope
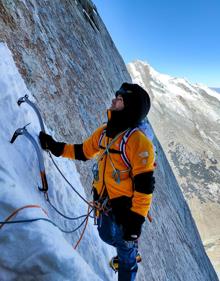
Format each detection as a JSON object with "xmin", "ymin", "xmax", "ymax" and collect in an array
[
  {"xmin": 49, "ymin": 153, "xmax": 92, "ymax": 207},
  {"xmin": 0, "ymin": 209, "xmax": 93, "ymax": 234},
  {"xmin": 47, "ymin": 196, "xmax": 94, "ymax": 220}
]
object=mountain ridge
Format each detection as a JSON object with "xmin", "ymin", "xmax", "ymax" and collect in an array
[{"xmin": 127, "ymin": 60, "xmax": 220, "ymax": 276}]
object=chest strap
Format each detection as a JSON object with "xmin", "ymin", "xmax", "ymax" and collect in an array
[{"xmin": 98, "ymin": 127, "xmax": 138, "ymax": 168}]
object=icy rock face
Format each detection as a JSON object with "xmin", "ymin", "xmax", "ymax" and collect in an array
[
  {"xmin": 0, "ymin": 0, "xmax": 130, "ymax": 192},
  {"xmin": 0, "ymin": 1, "xmax": 218, "ymax": 280},
  {"xmin": 128, "ymin": 60, "xmax": 220, "ymax": 276},
  {"xmin": 0, "ymin": 0, "xmax": 130, "ymax": 140}
]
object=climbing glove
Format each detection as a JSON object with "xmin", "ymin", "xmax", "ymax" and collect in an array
[
  {"xmin": 39, "ymin": 131, "xmax": 65, "ymax": 157},
  {"xmin": 122, "ymin": 210, "xmax": 145, "ymax": 241},
  {"xmin": 110, "ymin": 196, "xmax": 145, "ymax": 241}
]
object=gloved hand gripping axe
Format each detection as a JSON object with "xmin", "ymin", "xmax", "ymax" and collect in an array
[{"xmin": 10, "ymin": 123, "xmax": 48, "ymax": 193}]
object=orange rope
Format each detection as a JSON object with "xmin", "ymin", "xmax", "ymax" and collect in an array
[
  {"xmin": 74, "ymin": 205, "xmax": 91, "ymax": 249},
  {"xmin": 0, "ymin": 205, "xmax": 48, "ymax": 230}
]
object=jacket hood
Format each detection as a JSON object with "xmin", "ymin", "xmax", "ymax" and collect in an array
[
  {"xmin": 116, "ymin": 82, "xmax": 151, "ymax": 125},
  {"xmin": 106, "ymin": 83, "xmax": 151, "ymax": 138}
]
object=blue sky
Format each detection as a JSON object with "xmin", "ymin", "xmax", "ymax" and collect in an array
[{"xmin": 92, "ymin": 0, "xmax": 220, "ymax": 87}]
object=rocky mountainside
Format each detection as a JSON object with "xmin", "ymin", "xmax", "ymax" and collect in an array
[
  {"xmin": 128, "ymin": 60, "xmax": 220, "ymax": 276},
  {"xmin": 0, "ymin": 0, "xmax": 130, "ymax": 139},
  {"xmin": 0, "ymin": 0, "xmax": 131, "ymax": 193},
  {"xmin": 0, "ymin": 1, "xmax": 218, "ymax": 280}
]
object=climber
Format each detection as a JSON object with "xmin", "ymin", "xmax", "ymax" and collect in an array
[{"xmin": 39, "ymin": 82, "xmax": 155, "ymax": 281}]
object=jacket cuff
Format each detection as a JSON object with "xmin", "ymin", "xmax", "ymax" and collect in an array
[{"xmin": 131, "ymin": 192, "xmax": 152, "ymax": 217}]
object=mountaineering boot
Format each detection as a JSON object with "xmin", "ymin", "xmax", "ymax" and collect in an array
[{"xmin": 109, "ymin": 253, "xmax": 142, "ymax": 272}]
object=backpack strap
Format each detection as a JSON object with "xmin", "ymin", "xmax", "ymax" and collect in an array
[
  {"xmin": 98, "ymin": 127, "xmax": 140, "ymax": 168},
  {"xmin": 98, "ymin": 128, "xmax": 106, "ymax": 148},
  {"xmin": 119, "ymin": 128, "xmax": 138, "ymax": 168}
]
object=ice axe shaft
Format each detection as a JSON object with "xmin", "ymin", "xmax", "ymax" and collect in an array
[{"xmin": 10, "ymin": 125, "xmax": 48, "ymax": 192}]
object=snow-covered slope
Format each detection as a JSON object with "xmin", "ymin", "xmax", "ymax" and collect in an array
[
  {"xmin": 0, "ymin": 43, "xmax": 115, "ymax": 281},
  {"xmin": 127, "ymin": 60, "xmax": 220, "ymax": 277}
]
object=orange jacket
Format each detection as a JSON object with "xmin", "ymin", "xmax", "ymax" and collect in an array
[{"xmin": 61, "ymin": 124, "xmax": 155, "ymax": 218}]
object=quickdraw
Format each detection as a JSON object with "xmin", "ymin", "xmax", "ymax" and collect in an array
[{"xmin": 92, "ymin": 197, "xmax": 112, "ymax": 225}]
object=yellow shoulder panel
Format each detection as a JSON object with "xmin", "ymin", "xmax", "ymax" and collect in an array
[{"xmin": 126, "ymin": 130, "xmax": 155, "ymax": 176}]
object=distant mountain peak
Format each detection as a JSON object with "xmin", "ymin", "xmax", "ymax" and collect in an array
[{"xmin": 128, "ymin": 60, "xmax": 220, "ymax": 275}]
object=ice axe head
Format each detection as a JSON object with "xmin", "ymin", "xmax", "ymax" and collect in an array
[
  {"xmin": 10, "ymin": 123, "xmax": 31, "ymax": 143},
  {"xmin": 17, "ymin": 95, "xmax": 29, "ymax": 106}
]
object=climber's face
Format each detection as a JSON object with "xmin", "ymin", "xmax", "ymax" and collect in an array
[{"xmin": 110, "ymin": 95, "xmax": 124, "ymax": 111}]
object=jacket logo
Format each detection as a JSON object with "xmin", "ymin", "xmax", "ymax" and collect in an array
[{"xmin": 139, "ymin": 151, "xmax": 149, "ymax": 158}]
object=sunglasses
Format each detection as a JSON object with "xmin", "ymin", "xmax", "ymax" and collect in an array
[{"xmin": 115, "ymin": 88, "xmax": 132, "ymax": 97}]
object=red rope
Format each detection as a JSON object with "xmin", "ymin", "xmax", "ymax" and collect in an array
[
  {"xmin": 0, "ymin": 205, "xmax": 48, "ymax": 230},
  {"xmin": 74, "ymin": 205, "xmax": 91, "ymax": 249}
]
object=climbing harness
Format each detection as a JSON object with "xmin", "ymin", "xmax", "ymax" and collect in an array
[{"xmin": 93, "ymin": 196, "xmax": 112, "ymax": 226}]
